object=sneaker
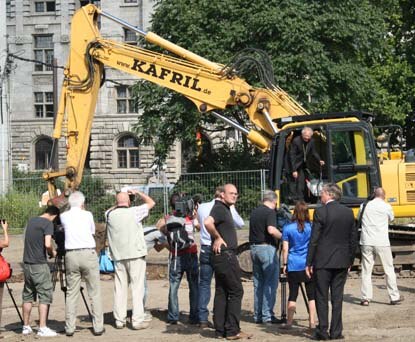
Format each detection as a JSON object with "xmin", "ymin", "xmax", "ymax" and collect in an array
[
  {"xmin": 144, "ymin": 312, "xmax": 153, "ymax": 322},
  {"xmin": 132, "ymin": 322, "xmax": 150, "ymax": 330},
  {"xmin": 22, "ymin": 325, "xmax": 33, "ymax": 335},
  {"xmin": 37, "ymin": 327, "xmax": 57, "ymax": 337},
  {"xmin": 93, "ymin": 328, "xmax": 105, "ymax": 336}
]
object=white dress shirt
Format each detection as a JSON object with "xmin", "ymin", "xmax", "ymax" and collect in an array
[
  {"xmin": 61, "ymin": 207, "xmax": 96, "ymax": 250},
  {"xmin": 197, "ymin": 199, "xmax": 244, "ymax": 246},
  {"xmin": 360, "ymin": 197, "xmax": 394, "ymax": 246}
]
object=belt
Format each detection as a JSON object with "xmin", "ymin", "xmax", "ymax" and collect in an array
[{"xmin": 66, "ymin": 248, "xmax": 95, "ymax": 252}]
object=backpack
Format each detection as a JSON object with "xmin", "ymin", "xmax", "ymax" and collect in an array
[
  {"xmin": 0, "ymin": 254, "xmax": 12, "ymax": 282},
  {"xmin": 165, "ymin": 215, "xmax": 194, "ymax": 253}
]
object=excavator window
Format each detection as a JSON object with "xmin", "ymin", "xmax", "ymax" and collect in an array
[{"xmin": 273, "ymin": 121, "xmax": 380, "ymax": 207}]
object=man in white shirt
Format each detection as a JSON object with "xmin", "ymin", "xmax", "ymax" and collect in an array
[
  {"xmin": 359, "ymin": 187, "xmax": 402, "ymax": 306},
  {"xmin": 196, "ymin": 186, "xmax": 244, "ymax": 328},
  {"xmin": 60, "ymin": 191, "xmax": 104, "ymax": 337}
]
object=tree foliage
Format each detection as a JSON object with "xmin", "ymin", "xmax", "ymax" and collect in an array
[{"xmin": 133, "ymin": 0, "xmax": 415, "ymax": 162}]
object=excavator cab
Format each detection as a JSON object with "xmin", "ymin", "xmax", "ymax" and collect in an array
[{"xmin": 270, "ymin": 114, "xmax": 382, "ymax": 208}]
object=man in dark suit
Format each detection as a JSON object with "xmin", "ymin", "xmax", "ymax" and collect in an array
[
  {"xmin": 289, "ymin": 127, "xmax": 325, "ymax": 201},
  {"xmin": 306, "ymin": 183, "xmax": 357, "ymax": 340}
]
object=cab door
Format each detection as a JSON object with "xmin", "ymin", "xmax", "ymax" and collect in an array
[{"xmin": 327, "ymin": 122, "xmax": 380, "ymax": 205}]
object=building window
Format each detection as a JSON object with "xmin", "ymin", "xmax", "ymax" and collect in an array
[
  {"xmin": 35, "ymin": 92, "xmax": 54, "ymax": 118},
  {"xmin": 116, "ymin": 86, "xmax": 138, "ymax": 113},
  {"xmin": 6, "ymin": 0, "xmax": 11, "ymax": 16},
  {"xmin": 35, "ymin": 137, "xmax": 53, "ymax": 170},
  {"xmin": 124, "ymin": 28, "xmax": 137, "ymax": 45},
  {"xmin": 124, "ymin": 0, "xmax": 138, "ymax": 3},
  {"xmin": 35, "ymin": 1, "xmax": 56, "ymax": 13},
  {"xmin": 34, "ymin": 35, "xmax": 53, "ymax": 72},
  {"xmin": 116, "ymin": 135, "xmax": 139, "ymax": 168}
]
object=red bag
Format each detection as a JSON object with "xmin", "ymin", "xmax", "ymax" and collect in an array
[{"xmin": 0, "ymin": 254, "xmax": 11, "ymax": 282}]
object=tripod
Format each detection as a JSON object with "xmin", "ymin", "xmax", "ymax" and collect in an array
[
  {"xmin": 51, "ymin": 253, "xmax": 92, "ymax": 321},
  {"xmin": 4, "ymin": 280, "xmax": 24, "ymax": 324}
]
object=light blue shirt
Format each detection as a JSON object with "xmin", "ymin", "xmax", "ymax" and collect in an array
[
  {"xmin": 197, "ymin": 199, "xmax": 244, "ymax": 246},
  {"xmin": 282, "ymin": 221, "xmax": 312, "ymax": 272}
]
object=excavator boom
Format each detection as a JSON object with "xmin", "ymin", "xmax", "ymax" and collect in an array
[{"xmin": 44, "ymin": 4, "xmax": 308, "ymax": 195}]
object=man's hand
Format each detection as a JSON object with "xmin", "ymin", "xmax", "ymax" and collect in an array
[
  {"xmin": 292, "ymin": 171, "xmax": 298, "ymax": 179},
  {"xmin": 282, "ymin": 265, "xmax": 287, "ymax": 275},
  {"xmin": 1, "ymin": 220, "xmax": 8, "ymax": 232},
  {"xmin": 49, "ymin": 250, "xmax": 57, "ymax": 258},
  {"xmin": 212, "ymin": 237, "xmax": 227, "ymax": 255},
  {"xmin": 305, "ymin": 265, "xmax": 313, "ymax": 278},
  {"xmin": 319, "ymin": 160, "xmax": 325, "ymax": 166}
]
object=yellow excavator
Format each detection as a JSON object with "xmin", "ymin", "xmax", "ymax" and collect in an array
[{"xmin": 44, "ymin": 4, "xmax": 415, "ymax": 270}]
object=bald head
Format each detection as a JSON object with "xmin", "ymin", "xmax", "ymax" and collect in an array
[
  {"xmin": 116, "ymin": 192, "xmax": 130, "ymax": 207},
  {"xmin": 374, "ymin": 187, "xmax": 386, "ymax": 199}
]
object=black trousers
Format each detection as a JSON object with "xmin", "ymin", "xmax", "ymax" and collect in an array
[
  {"xmin": 315, "ymin": 268, "xmax": 348, "ymax": 339},
  {"xmin": 289, "ymin": 167, "xmax": 306, "ymax": 201},
  {"xmin": 212, "ymin": 251, "xmax": 244, "ymax": 337}
]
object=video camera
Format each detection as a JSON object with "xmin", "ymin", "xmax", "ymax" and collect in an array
[
  {"xmin": 174, "ymin": 197, "xmax": 195, "ymax": 218},
  {"xmin": 172, "ymin": 193, "xmax": 203, "ymax": 218},
  {"xmin": 52, "ymin": 216, "xmax": 66, "ymax": 257}
]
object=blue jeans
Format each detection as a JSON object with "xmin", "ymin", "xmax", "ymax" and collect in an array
[
  {"xmin": 168, "ymin": 253, "xmax": 199, "ymax": 322},
  {"xmin": 251, "ymin": 244, "xmax": 279, "ymax": 322},
  {"xmin": 198, "ymin": 245, "xmax": 213, "ymax": 322}
]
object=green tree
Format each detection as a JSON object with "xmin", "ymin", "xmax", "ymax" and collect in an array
[{"xmin": 133, "ymin": 0, "xmax": 411, "ymax": 162}]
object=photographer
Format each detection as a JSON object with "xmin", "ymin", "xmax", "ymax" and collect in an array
[
  {"xmin": 158, "ymin": 193, "xmax": 200, "ymax": 325},
  {"xmin": 21, "ymin": 206, "xmax": 59, "ymax": 337},
  {"xmin": 0, "ymin": 219, "xmax": 10, "ymax": 336},
  {"xmin": 106, "ymin": 189, "xmax": 155, "ymax": 330}
]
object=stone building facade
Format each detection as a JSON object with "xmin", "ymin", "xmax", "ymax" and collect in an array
[{"xmin": 5, "ymin": 0, "xmax": 182, "ymax": 189}]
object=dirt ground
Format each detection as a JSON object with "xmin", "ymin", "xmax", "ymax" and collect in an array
[{"xmin": 1, "ymin": 233, "xmax": 415, "ymax": 341}]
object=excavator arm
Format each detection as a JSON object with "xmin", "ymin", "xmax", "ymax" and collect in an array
[{"xmin": 44, "ymin": 4, "xmax": 308, "ymax": 196}]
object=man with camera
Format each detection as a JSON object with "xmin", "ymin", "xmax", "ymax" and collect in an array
[
  {"xmin": 158, "ymin": 193, "xmax": 201, "ymax": 325},
  {"xmin": 106, "ymin": 189, "xmax": 155, "ymax": 330},
  {"xmin": 21, "ymin": 206, "xmax": 59, "ymax": 337},
  {"xmin": 60, "ymin": 191, "xmax": 104, "ymax": 337}
]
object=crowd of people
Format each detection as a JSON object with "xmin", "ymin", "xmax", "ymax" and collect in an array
[{"xmin": 0, "ymin": 175, "xmax": 404, "ymax": 340}]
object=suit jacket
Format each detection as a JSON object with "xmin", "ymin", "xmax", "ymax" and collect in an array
[
  {"xmin": 306, "ymin": 201, "xmax": 357, "ymax": 269},
  {"xmin": 289, "ymin": 135, "xmax": 321, "ymax": 172}
]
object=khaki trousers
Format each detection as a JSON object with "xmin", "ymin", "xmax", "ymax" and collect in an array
[
  {"xmin": 113, "ymin": 257, "xmax": 146, "ymax": 325},
  {"xmin": 65, "ymin": 249, "xmax": 104, "ymax": 333},
  {"xmin": 360, "ymin": 245, "xmax": 400, "ymax": 301}
]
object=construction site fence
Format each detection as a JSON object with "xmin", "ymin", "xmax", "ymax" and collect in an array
[{"xmin": 0, "ymin": 169, "xmax": 269, "ymax": 232}]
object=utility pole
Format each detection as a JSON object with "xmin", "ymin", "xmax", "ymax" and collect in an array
[{"xmin": 0, "ymin": 0, "xmax": 12, "ymax": 197}]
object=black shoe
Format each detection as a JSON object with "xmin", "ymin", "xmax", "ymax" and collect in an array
[
  {"xmin": 93, "ymin": 328, "xmax": 105, "ymax": 336},
  {"xmin": 330, "ymin": 335, "xmax": 345, "ymax": 340},
  {"xmin": 199, "ymin": 321, "xmax": 214, "ymax": 329},
  {"xmin": 390, "ymin": 296, "xmax": 404, "ymax": 305},
  {"xmin": 311, "ymin": 331, "xmax": 329, "ymax": 340},
  {"xmin": 167, "ymin": 320, "xmax": 178, "ymax": 325},
  {"xmin": 66, "ymin": 331, "xmax": 74, "ymax": 337},
  {"xmin": 265, "ymin": 317, "xmax": 285, "ymax": 325},
  {"xmin": 254, "ymin": 320, "xmax": 263, "ymax": 325}
]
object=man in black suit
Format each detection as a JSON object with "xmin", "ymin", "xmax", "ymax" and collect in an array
[
  {"xmin": 289, "ymin": 127, "xmax": 325, "ymax": 201},
  {"xmin": 306, "ymin": 183, "xmax": 357, "ymax": 340}
]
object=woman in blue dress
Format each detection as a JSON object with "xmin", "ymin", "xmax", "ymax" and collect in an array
[{"xmin": 281, "ymin": 201, "xmax": 316, "ymax": 329}]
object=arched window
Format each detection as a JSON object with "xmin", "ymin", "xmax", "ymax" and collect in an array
[
  {"xmin": 35, "ymin": 136, "xmax": 53, "ymax": 170},
  {"xmin": 116, "ymin": 134, "xmax": 139, "ymax": 168}
]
